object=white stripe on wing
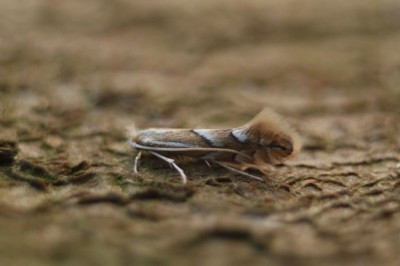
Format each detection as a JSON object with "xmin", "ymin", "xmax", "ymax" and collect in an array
[{"xmin": 192, "ymin": 129, "xmax": 223, "ymax": 147}]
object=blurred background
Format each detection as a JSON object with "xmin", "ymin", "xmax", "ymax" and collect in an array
[
  {"xmin": 0, "ymin": 1, "xmax": 400, "ymax": 265},
  {"xmin": 1, "ymin": 0, "xmax": 399, "ymax": 125}
]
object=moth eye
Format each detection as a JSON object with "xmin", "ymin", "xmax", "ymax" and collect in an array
[
  {"xmin": 269, "ymin": 144, "xmax": 287, "ymax": 151},
  {"xmin": 266, "ymin": 141, "xmax": 293, "ymax": 154}
]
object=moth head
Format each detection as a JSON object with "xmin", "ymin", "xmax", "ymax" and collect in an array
[
  {"xmin": 245, "ymin": 108, "xmax": 302, "ymax": 164},
  {"xmin": 259, "ymin": 134, "xmax": 295, "ymax": 163}
]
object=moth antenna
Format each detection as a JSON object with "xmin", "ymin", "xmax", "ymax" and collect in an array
[{"xmin": 244, "ymin": 108, "xmax": 302, "ymax": 158}]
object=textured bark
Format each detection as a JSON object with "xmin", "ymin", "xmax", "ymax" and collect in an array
[{"xmin": 0, "ymin": 1, "xmax": 399, "ymax": 265}]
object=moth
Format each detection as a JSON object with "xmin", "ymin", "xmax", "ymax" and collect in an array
[{"xmin": 128, "ymin": 108, "xmax": 301, "ymax": 184}]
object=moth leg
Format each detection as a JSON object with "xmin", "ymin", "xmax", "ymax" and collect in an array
[
  {"xmin": 213, "ymin": 161, "xmax": 264, "ymax": 182},
  {"xmin": 134, "ymin": 151, "xmax": 142, "ymax": 173},
  {"xmin": 148, "ymin": 151, "xmax": 187, "ymax": 184},
  {"xmin": 204, "ymin": 160, "xmax": 212, "ymax": 168}
]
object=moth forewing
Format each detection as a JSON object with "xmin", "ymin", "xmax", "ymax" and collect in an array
[{"xmin": 128, "ymin": 108, "xmax": 301, "ymax": 183}]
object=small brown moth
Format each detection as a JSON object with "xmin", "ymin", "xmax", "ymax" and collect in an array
[{"xmin": 128, "ymin": 108, "xmax": 301, "ymax": 184}]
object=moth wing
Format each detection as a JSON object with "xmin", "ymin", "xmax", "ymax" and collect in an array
[{"xmin": 129, "ymin": 141, "xmax": 253, "ymax": 161}]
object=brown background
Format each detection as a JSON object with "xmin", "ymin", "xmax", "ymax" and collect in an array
[{"xmin": 0, "ymin": 1, "xmax": 400, "ymax": 265}]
